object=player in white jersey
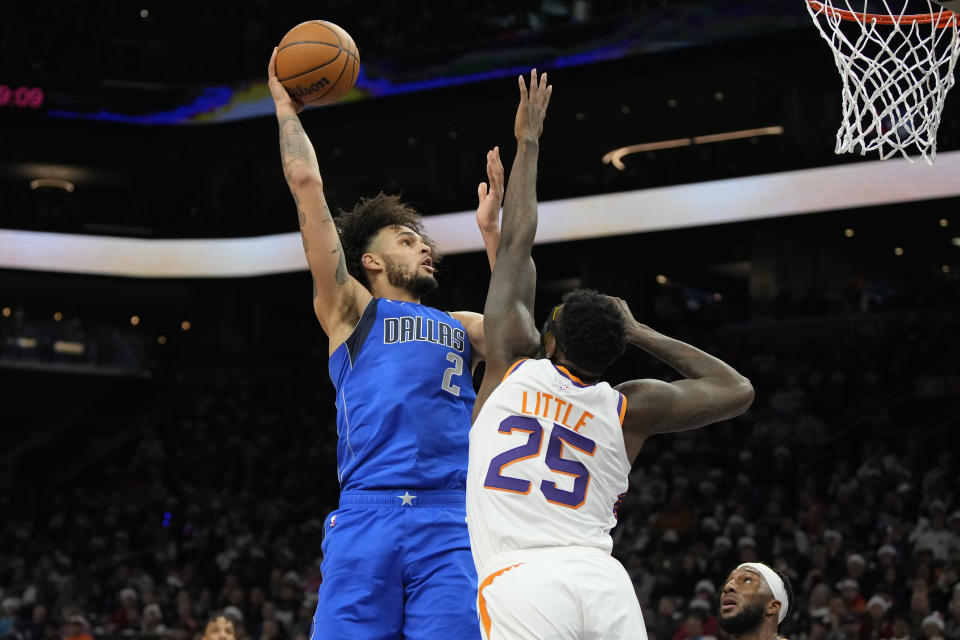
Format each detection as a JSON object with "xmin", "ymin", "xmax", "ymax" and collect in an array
[{"xmin": 466, "ymin": 70, "xmax": 756, "ymax": 640}]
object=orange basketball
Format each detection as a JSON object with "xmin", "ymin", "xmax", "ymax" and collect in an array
[{"xmin": 276, "ymin": 21, "xmax": 360, "ymax": 106}]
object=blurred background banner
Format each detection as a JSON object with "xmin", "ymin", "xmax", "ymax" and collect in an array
[{"xmin": 3, "ymin": 152, "xmax": 960, "ymax": 277}]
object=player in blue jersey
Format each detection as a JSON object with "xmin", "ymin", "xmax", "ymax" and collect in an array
[{"xmin": 268, "ymin": 50, "xmax": 503, "ymax": 639}]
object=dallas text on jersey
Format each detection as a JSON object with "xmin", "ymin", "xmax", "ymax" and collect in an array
[{"xmin": 382, "ymin": 316, "xmax": 466, "ymax": 351}]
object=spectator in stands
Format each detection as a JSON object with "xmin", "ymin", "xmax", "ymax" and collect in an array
[
  {"xmin": 648, "ymin": 596, "xmax": 681, "ymax": 640},
  {"xmin": 914, "ymin": 589, "xmax": 935, "ymax": 634},
  {"xmin": 675, "ymin": 613, "xmax": 710, "ymax": 640},
  {"xmin": 911, "ymin": 502, "xmax": 960, "ymax": 563},
  {"xmin": 945, "ymin": 591, "xmax": 960, "ymax": 640},
  {"xmin": 890, "ymin": 613, "xmax": 912, "ymax": 640},
  {"xmin": 922, "ymin": 613, "xmax": 947, "ymax": 640},
  {"xmin": 142, "ymin": 604, "xmax": 166, "ymax": 635},
  {"xmin": 61, "ymin": 616, "xmax": 91, "ymax": 640},
  {"xmin": 862, "ymin": 595, "xmax": 892, "ymax": 640},
  {"xmin": 0, "ymin": 599, "xmax": 20, "ymax": 638},
  {"xmin": 808, "ymin": 611, "xmax": 831, "ymax": 640},
  {"xmin": 839, "ymin": 579, "xmax": 866, "ymax": 615},
  {"xmin": 11, "ymin": 604, "xmax": 47, "ymax": 640}
]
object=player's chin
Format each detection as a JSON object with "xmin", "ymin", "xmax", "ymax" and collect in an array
[
  {"xmin": 719, "ymin": 606, "xmax": 739, "ymax": 619},
  {"xmin": 409, "ymin": 274, "xmax": 439, "ymax": 297}
]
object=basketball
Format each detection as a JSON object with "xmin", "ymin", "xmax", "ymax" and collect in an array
[
  {"xmin": 276, "ymin": 21, "xmax": 360, "ymax": 106},
  {"xmin": 933, "ymin": 0, "xmax": 960, "ymax": 10}
]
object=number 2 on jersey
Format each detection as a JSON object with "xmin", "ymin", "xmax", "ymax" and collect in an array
[
  {"xmin": 483, "ymin": 416, "xmax": 597, "ymax": 509},
  {"xmin": 441, "ymin": 352, "xmax": 463, "ymax": 396}
]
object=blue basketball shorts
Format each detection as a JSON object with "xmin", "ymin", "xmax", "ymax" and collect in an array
[{"xmin": 309, "ymin": 490, "xmax": 481, "ymax": 640}]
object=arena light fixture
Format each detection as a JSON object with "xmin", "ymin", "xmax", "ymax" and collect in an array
[
  {"xmin": 53, "ymin": 340, "xmax": 85, "ymax": 355},
  {"xmin": 29, "ymin": 178, "xmax": 75, "ymax": 193},
  {"xmin": 603, "ymin": 126, "xmax": 784, "ymax": 170}
]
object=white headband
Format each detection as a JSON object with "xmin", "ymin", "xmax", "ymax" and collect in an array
[{"xmin": 737, "ymin": 562, "xmax": 789, "ymax": 624}]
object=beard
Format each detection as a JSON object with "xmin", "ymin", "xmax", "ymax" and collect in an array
[
  {"xmin": 718, "ymin": 602, "xmax": 767, "ymax": 635},
  {"xmin": 384, "ymin": 256, "xmax": 438, "ymax": 298}
]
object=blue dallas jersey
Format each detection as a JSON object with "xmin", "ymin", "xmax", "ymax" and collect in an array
[{"xmin": 328, "ymin": 298, "xmax": 477, "ymax": 491}]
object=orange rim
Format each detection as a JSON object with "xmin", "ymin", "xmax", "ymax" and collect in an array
[{"xmin": 808, "ymin": 1, "xmax": 959, "ymax": 26}]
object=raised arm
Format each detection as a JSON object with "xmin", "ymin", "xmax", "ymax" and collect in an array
[
  {"xmin": 473, "ymin": 70, "xmax": 553, "ymax": 419},
  {"xmin": 476, "ymin": 147, "xmax": 505, "ymax": 271},
  {"xmin": 611, "ymin": 297, "xmax": 755, "ymax": 462},
  {"xmin": 267, "ymin": 48, "xmax": 370, "ymax": 351}
]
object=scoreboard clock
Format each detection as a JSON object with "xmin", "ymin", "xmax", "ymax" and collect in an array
[{"xmin": 0, "ymin": 85, "xmax": 45, "ymax": 109}]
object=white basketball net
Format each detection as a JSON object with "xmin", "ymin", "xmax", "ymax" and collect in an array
[{"xmin": 806, "ymin": 0, "xmax": 960, "ymax": 164}]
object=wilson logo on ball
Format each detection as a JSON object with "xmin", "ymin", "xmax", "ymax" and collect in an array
[{"xmin": 293, "ymin": 78, "xmax": 330, "ymax": 97}]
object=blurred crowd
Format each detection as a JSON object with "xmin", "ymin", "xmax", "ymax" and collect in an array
[
  {"xmin": 0, "ymin": 307, "xmax": 145, "ymax": 374},
  {"xmin": 0, "ymin": 304, "xmax": 958, "ymax": 640}
]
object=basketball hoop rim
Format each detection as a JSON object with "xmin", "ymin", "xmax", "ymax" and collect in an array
[{"xmin": 807, "ymin": 1, "xmax": 958, "ymax": 26}]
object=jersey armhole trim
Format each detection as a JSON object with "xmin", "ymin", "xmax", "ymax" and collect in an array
[
  {"xmin": 617, "ymin": 392, "xmax": 628, "ymax": 426},
  {"xmin": 502, "ymin": 358, "xmax": 531, "ymax": 382},
  {"xmin": 344, "ymin": 297, "xmax": 379, "ymax": 368}
]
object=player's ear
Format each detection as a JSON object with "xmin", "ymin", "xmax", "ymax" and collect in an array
[
  {"xmin": 767, "ymin": 600, "xmax": 781, "ymax": 619},
  {"xmin": 543, "ymin": 334, "xmax": 557, "ymax": 358},
  {"xmin": 362, "ymin": 252, "xmax": 382, "ymax": 273}
]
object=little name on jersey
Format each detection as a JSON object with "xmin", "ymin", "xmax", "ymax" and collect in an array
[
  {"xmin": 518, "ymin": 389, "xmax": 595, "ymax": 431},
  {"xmin": 383, "ymin": 316, "xmax": 466, "ymax": 351}
]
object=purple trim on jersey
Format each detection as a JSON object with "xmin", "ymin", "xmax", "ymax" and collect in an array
[
  {"xmin": 613, "ymin": 492, "xmax": 626, "ymax": 520},
  {"xmin": 552, "ymin": 363, "xmax": 592, "ymax": 388},
  {"xmin": 502, "ymin": 358, "xmax": 530, "ymax": 380}
]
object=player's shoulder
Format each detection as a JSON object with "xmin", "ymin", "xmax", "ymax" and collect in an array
[
  {"xmin": 449, "ymin": 309, "xmax": 481, "ymax": 324},
  {"xmin": 500, "ymin": 356, "xmax": 540, "ymax": 380}
]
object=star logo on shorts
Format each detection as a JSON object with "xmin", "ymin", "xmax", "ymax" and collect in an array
[{"xmin": 397, "ymin": 491, "xmax": 417, "ymax": 506}]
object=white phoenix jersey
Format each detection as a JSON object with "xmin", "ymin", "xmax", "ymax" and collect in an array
[{"xmin": 466, "ymin": 358, "xmax": 631, "ymax": 573}]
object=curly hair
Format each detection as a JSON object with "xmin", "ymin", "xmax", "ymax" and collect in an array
[
  {"xmin": 772, "ymin": 567, "xmax": 795, "ymax": 624},
  {"xmin": 336, "ymin": 193, "xmax": 441, "ymax": 289},
  {"xmin": 554, "ymin": 289, "xmax": 627, "ymax": 378}
]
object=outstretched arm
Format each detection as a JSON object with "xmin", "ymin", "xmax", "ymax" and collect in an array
[
  {"xmin": 612, "ymin": 297, "xmax": 755, "ymax": 462},
  {"xmin": 267, "ymin": 48, "xmax": 370, "ymax": 352},
  {"xmin": 476, "ymin": 147, "xmax": 505, "ymax": 271},
  {"xmin": 473, "ymin": 70, "xmax": 553, "ymax": 420}
]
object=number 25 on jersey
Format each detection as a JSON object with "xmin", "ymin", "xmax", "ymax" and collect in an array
[{"xmin": 483, "ymin": 415, "xmax": 596, "ymax": 509}]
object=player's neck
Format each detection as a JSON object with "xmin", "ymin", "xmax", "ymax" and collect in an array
[
  {"xmin": 728, "ymin": 625, "xmax": 781, "ymax": 640},
  {"xmin": 372, "ymin": 282, "xmax": 421, "ymax": 304},
  {"xmin": 553, "ymin": 355, "xmax": 599, "ymax": 384}
]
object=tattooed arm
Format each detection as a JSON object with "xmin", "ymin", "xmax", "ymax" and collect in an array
[{"xmin": 268, "ymin": 48, "xmax": 371, "ymax": 353}]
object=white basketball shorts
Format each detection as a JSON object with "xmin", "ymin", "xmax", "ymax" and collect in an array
[{"xmin": 476, "ymin": 546, "xmax": 647, "ymax": 640}]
